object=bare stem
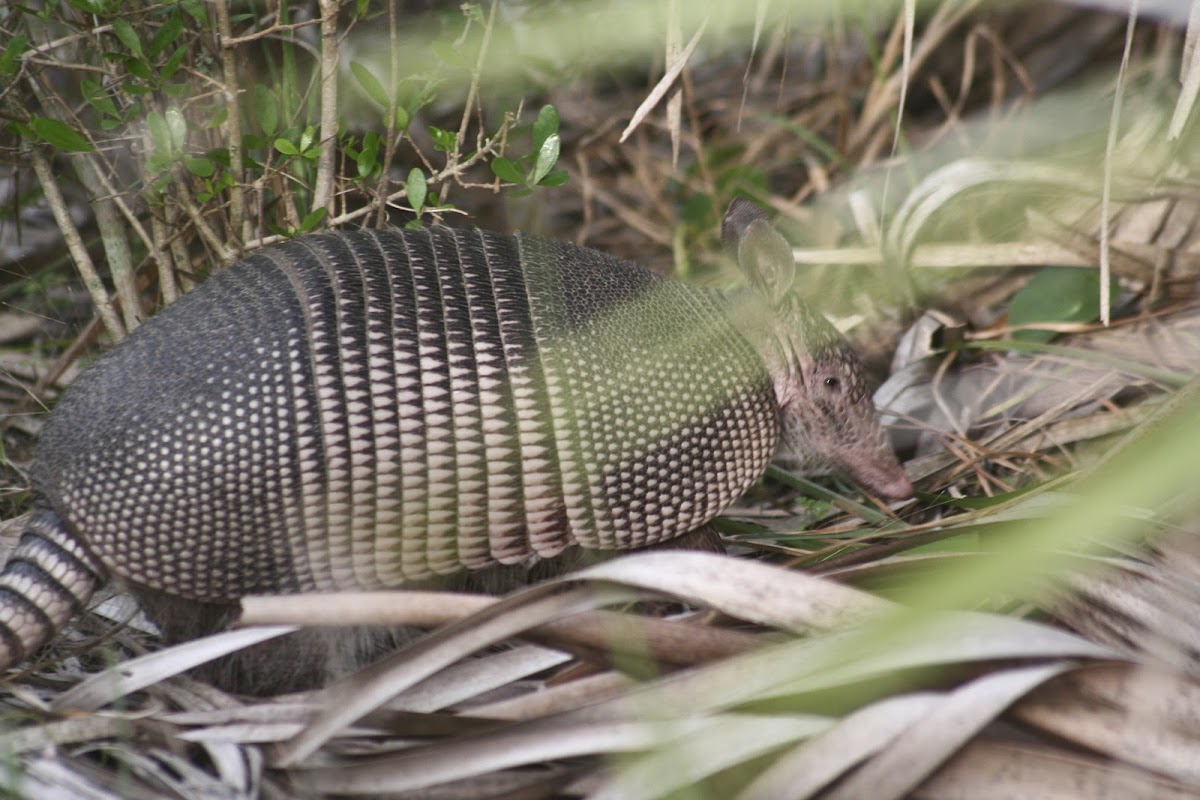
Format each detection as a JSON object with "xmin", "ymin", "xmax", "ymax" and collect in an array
[
  {"xmin": 311, "ymin": 0, "xmax": 340, "ymax": 215},
  {"xmin": 214, "ymin": 0, "xmax": 249, "ymax": 244},
  {"xmin": 28, "ymin": 148, "xmax": 126, "ymax": 342}
]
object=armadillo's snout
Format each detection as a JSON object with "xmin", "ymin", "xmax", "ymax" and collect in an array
[
  {"xmin": 876, "ymin": 470, "xmax": 914, "ymax": 501},
  {"xmin": 844, "ymin": 455, "xmax": 914, "ymax": 501}
]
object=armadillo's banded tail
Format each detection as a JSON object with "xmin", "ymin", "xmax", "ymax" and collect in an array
[{"xmin": 0, "ymin": 509, "xmax": 103, "ymax": 668}]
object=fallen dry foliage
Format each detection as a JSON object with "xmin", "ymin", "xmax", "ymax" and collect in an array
[{"xmin": 2, "ymin": 1, "xmax": 1200, "ymax": 798}]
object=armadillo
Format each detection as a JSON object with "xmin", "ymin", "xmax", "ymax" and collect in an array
[{"xmin": 0, "ymin": 198, "xmax": 910, "ymax": 684}]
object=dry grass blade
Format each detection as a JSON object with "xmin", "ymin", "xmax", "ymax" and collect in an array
[
  {"xmin": 270, "ymin": 608, "xmax": 1116, "ymax": 795},
  {"xmin": 1013, "ymin": 663, "xmax": 1200, "ymax": 782},
  {"xmin": 585, "ymin": 714, "xmax": 832, "ymax": 800},
  {"xmin": 240, "ymin": 588, "xmax": 764, "ymax": 667},
  {"xmin": 274, "ymin": 549, "xmax": 895, "ymax": 764},
  {"xmin": 385, "ymin": 645, "xmax": 571, "ymax": 713},
  {"xmin": 737, "ymin": 693, "xmax": 940, "ymax": 800},
  {"xmin": 915, "ymin": 738, "xmax": 1200, "ymax": 800},
  {"xmin": 1167, "ymin": 0, "xmax": 1200, "ymax": 138},
  {"xmin": 885, "ymin": 158, "xmax": 1093, "ymax": 264},
  {"xmin": 289, "ymin": 716, "xmax": 793, "ymax": 796},
  {"xmin": 619, "ymin": 17, "xmax": 708, "ymax": 143},
  {"xmin": 823, "ymin": 662, "xmax": 1074, "ymax": 800},
  {"xmin": 50, "ymin": 626, "xmax": 298, "ymax": 712},
  {"xmin": 0, "ymin": 715, "xmax": 141, "ymax": 756},
  {"xmin": 464, "ymin": 671, "xmax": 635, "ymax": 721},
  {"xmin": 572, "ymin": 551, "xmax": 890, "ymax": 630},
  {"xmin": 275, "ymin": 583, "xmax": 641, "ymax": 765}
]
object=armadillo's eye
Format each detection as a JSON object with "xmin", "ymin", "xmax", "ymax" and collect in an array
[{"xmin": 823, "ymin": 376, "xmax": 841, "ymax": 391}]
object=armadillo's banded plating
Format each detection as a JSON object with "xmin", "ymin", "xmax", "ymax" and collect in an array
[
  {"xmin": 34, "ymin": 227, "xmax": 778, "ymax": 601},
  {"xmin": 0, "ymin": 509, "xmax": 103, "ymax": 664}
]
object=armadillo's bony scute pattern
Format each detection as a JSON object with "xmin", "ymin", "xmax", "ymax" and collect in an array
[{"xmin": 30, "ymin": 227, "xmax": 778, "ymax": 602}]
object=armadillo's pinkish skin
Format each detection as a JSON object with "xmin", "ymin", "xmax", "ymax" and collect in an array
[{"xmin": 0, "ymin": 199, "xmax": 910, "ymax": 682}]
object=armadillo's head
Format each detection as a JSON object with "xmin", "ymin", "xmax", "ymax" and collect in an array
[
  {"xmin": 770, "ymin": 299, "xmax": 914, "ymax": 500},
  {"xmin": 723, "ymin": 198, "xmax": 913, "ymax": 502}
]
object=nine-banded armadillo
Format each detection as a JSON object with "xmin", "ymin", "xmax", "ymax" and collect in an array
[{"xmin": 0, "ymin": 198, "xmax": 910, "ymax": 687}]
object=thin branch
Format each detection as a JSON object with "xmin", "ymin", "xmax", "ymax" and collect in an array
[
  {"xmin": 214, "ymin": 0, "xmax": 249, "ymax": 244},
  {"xmin": 222, "ymin": 17, "xmax": 322, "ymax": 46},
  {"xmin": 374, "ymin": 1, "xmax": 402, "ymax": 227},
  {"xmin": 451, "ymin": 0, "xmax": 500, "ymax": 169},
  {"xmin": 172, "ymin": 169, "xmax": 237, "ymax": 265},
  {"xmin": 310, "ymin": 0, "xmax": 340, "ymax": 215},
  {"xmin": 28, "ymin": 148, "xmax": 125, "ymax": 342},
  {"xmin": 149, "ymin": 211, "xmax": 180, "ymax": 305}
]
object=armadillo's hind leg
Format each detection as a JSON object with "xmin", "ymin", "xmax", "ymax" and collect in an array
[{"xmin": 0, "ymin": 508, "xmax": 104, "ymax": 669}]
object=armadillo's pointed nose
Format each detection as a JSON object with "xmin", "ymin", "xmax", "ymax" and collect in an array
[
  {"xmin": 877, "ymin": 472, "xmax": 914, "ymax": 501},
  {"xmin": 841, "ymin": 456, "xmax": 914, "ymax": 502}
]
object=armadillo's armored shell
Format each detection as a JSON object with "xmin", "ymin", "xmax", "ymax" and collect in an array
[{"xmin": 32, "ymin": 227, "xmax": 779, "ymax": 602}]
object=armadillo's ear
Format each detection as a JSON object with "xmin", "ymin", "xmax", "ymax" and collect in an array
[{"xmin": 722, "ymin": 197, "xmax": 796, "ymax": 301}]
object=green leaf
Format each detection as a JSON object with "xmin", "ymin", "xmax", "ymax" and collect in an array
[
  {"xmin": 30, "ymin": 117, "xmax": 93, "ymax": 153},
  {"xmin": 356, "ymin": 131, "xmax": 380, "ymax": 179},
  {"xmin": 300, "ymin": 207, "xmax": 326, "ymax": 232},
  {"xmin": 165, "ymin": 108, "xmax": 187, "ymax": 151},
  {"xmin": 147, "ymin": 111, "xmax": 170, "ymax": 155},
  {"xmin": 254, "ymin": 85, "xmax": 278, "ymax": 136},
  {"xmin": 274, "ymin": 138, "xmax": 299, "ymax": 156},
  {"xmin": 207, "ymin": 106, "xmax": 228, "ymax": 129},
  {"xmin": 206, "ymin": 148, "xmax": 232, "ymax": 167},
  {"xmin": 299, "ymin": 125, "xmax": 315, "ymax": 152},
  {"xmin": 162, "ymin": 43, "xmax": 188, "ymax": 80},
  {"xmin": 428, "ymin": 125, "xmax": 457, "ymax": 153},
  {"xmin": 125, "ymin": 57, "xmax": 152, "ymax": 81},
  {"xmin": 81, "ymin": 79, "xmax": 119, "ymax": 118},
  {"xmin": 180, "ymin": 0, "xmax": 207, "ymax": 24},
  {"xmin": 148, "ymin": 13, "xmax": 184, "ymax": 58},
  {"xmin": 529, "ymin": 133, "xmax": 560, "ymax": 185},
  {"xmin": 1008, "ymin": 267, "xmax": 1118, "ymax": 343},
  {"xmin": 350, "ymin": 61, "xmax": 389, "ymax": 108},
  {"xmin": 532, "ymin": 104, "xmax": 560, "ymax": 153},
  {"xmin": 0, "ymin": 33, "xmax": 27, "ymax": 78},
  {"xmin": 111, "ymin": 18, "xmax": 144, "ymax": 58},
  {"xmin": 490, "ymin": 157, "xmax": 523, "ymax": 184},
  {"xmin": 393, "ymin": 105, "xmax": 410, "ymax": 131},
  {"xmin": 407, "ymin": 167, "xmax": 427, "ymax": 214},
  {"xmin": 184, "ymin": 156, "xmax": 214, "ymax": 177},
  {"xmin": 538, "ymin": 168, "xmax": 568, "ymax": 187}
]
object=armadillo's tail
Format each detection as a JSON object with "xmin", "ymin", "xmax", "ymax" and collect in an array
[{"xmin": 0, "ymin": 507, "xmax": 104, "ymax": 669}]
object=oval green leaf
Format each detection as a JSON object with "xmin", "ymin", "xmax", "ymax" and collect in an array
[
  {"xmin": 532, "ymin": 104, "xmax": 560, "ymax": 152},
  {"xmin": 30, "ymin": 117, "xmax": 93, "ymax": 153},
  {"xmin": 0, "ymin": 33, "xmax": 27, "ymax": 77},
  {"xmin": 350, "ymin": 61, "xmax": 389, "ymax": 108},
  {"xmin": 148, "ymin": 13, "xmax": 184, "ymax": 58},
  {"xmin": 254, "ymin": 85, "xmax": 279, "ymax": 136},
  {"xmin": 530, "ymin": 133, "xmax": 560, "ymax": 186},
  {"xmin": 165, "ymin": 107, "xmax": 187, "ymax": 151},
  {"xmin": 1008, "ymin": 267, "xmax": 1117, "ymax": 343},
  {"xmin": 111, "ymin": 18, "xmax": 144, "ymax": 58},
  {"xmin": 490, "ymin": 157, "xmax": 524, "ymax": 184},
  {"xmin": 407, "ymin": 167, "xmax": 427, "ymax": 214},
  {"xmin": 184, "ymin": 156, "xmax": 214, "ymax": 177},
  {"xmin": 538, "ymin": 168, "xmax": 568, "ymax": 187}
]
